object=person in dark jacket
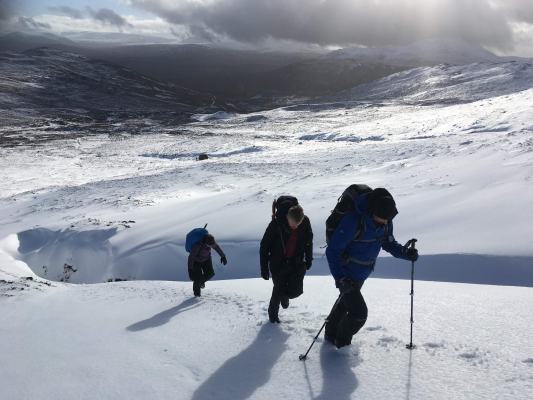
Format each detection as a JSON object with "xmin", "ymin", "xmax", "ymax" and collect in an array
[
  {"xmin": 260, "ymin": 200, "xmax": 313, "ymax": 323},
  {"xmin": 188, "ymin": 233, "xmax": 227, "ymax": 297},
  {"xmin": 325, "ymin": 188, "xmax": 418, "ymax": 348}
]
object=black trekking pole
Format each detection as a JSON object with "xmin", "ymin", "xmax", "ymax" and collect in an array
[
  {"xmin": 299, "ymin": 293, "xmax": 343, "ymax": 361},
  {"xmin": 405, "ymin": 238, "xmax": 417, "ymax": 350}
]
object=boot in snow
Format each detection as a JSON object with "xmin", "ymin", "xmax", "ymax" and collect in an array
[
  {"xmin": 334, "ymin": 336, "xmax": 351, "ymax": 349},
  {"xmin": 193, "ymin": 281, "xmax": 201, "ymax": 297},
  {"xmin": 268, "ymin": 308, "xmax": 280, "ymax": 323},
  {"xmin": 324, "ymin": 332, "xmax": 336, "ymax": 345},
  {"xmin": 281, "ymin": 296, "xmax": 289, "ymax": 309}
]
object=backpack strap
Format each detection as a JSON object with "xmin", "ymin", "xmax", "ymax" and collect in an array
[
  {"xmin": 352, "ymin": 218, "xmax": 392, "ymax": 243},
  {"xmin": 344, "ymin": 223, "xmax": 392, "ymax": 271},
  {"xmin": 341, "ymin": 255, "xmax": 376, "ymax": 266},
  {"xmin": 275, "ymin": 218, "xmax": 286, "ymax": 252},
  {"xmin": 351, "ymin": 212, "xmax": 366, "ymax": 242},
  {"xmin": 342, "ymin": 256, "xmax": 377, "ymax": 271}
]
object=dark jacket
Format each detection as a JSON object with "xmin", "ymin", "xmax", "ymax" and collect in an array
[
  {"xmin": 188, "ymin": 240, "xmax": 225, "ymax": 270},
  {"xmin": 260, "ymin": 206, "xmax": 313, "ymax": 274},
  {"xmin": 326, "ymin": 192, "xmax": 409, "ymax": 282}
]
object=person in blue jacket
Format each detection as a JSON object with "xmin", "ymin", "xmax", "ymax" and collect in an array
[{"xmin": 325, "ymin": 188, "xmax": 418, "ymax": 349}]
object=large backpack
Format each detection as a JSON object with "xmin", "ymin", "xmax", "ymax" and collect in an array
[
  {"xmin": 325, "ymin": 184, "xmax": 373, "ymax": 244},
  {"xmin": 185, "ymin": 224, "xmax": 208, "ymax": 253},
  {"xmin": 271, "ymin": 196, "xmax": 298, "ymax": 220}
]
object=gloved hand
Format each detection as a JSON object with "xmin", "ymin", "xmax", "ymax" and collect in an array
[
  {"xmin": 336, "ymin": 277, "xmax": 354, "ymax": 294},
  {"xmin": 306, "ymin": 260, "xmax": 312, "ymax": 270},
  {"xmin": 407, "ymin": 248, "xmax": 419, "ymax": 262},
  {"xmin": 261, "ymin": 269, "xmax": 270, "ymax": 280},
  {"xmin": 221, "ymin": 256, "xmax": 227, "ymax": 265}
]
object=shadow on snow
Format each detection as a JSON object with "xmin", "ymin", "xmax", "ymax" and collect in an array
[
  {"xmin": 303, "ymin": 343, "xmax": 359, "ymax": 400},
  {"xmin": 191, "ymin": 324, "xmax": 289, "ymax": 400},
  {"xmin": 126, "ymin": 297, "xmax": 201, "ymax": 332}
]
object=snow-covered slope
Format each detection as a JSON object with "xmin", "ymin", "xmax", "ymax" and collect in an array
[
  {"xmin": 322, "ymin": 38, "xmax": 530, "ymax": 67},
  {"xmin": 323, "ymin": 61, "xmax": 533, "ymax": 105},
  {"xmin": 2, "ymin": 34, "xmax": 533, "ymax": 400},
  {"xmin": 1, "ymin": 270, "xmax": 532, "ymax": 399},
  {"xmin": 1, "ymin": 84, "xmax": 532, "ymax": 285},
  {"xmin": 0, "ymin": 48, "xmax": 222, "ymax": 112}
]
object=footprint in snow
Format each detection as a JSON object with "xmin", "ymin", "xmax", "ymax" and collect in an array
[
  {"xmin": 424, "ymin": 342, "xmax": 445, "ymax": 349},
  {"xmin": 377, "ymin": 336, "xmax": 400, "ymax": 347},
  {"xmin": 365, "ymin": 325, "xmax": 384, "ymax": 332}
]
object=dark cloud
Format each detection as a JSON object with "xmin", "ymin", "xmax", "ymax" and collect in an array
[
  {"xmin": 189, "ymin": 25, "xmax": 218, "ymax": 43},
  {"xmin": 18, "ymin": 16, "xmax": 52, "ymax": 30},
  {"xmin": 48, "ymin": 6, "xmax": 84, "ymax": 20},
  {"xmin": 130, "ymin": 0, "xmax": 522, "ymax": 50},
  {"xmin": 0, "ymin": 0, "xmax": 14, "ymax": 31},
  {"xmin": 169, "ymin": 27, "xmax": 180, "ymax": 38},
  {"xmin": 1, "ymin": 1, "xmax": 52, "ymax": 32},
  {"xmin": 86, "ymin": 7, "xmax": 132, "ymax": 28}
]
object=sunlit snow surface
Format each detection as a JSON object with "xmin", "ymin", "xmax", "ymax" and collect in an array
[
  {"xmin": 1, "ymin": 60, "xmax": 533, "ymax": 399},
  {"xmin": 1, "ymin": 271, "xmax": 532, "ymax": 399},
  {"xmin": 1, "ymin": 82, "xmax": 533, "ymax": 283}
]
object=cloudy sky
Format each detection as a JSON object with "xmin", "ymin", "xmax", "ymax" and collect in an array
[{"xmin": 1, "ymin": 0, "xmax": 533, "ymax": 56}]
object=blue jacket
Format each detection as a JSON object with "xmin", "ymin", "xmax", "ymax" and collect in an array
[{"xmin": 326, "ymin": 193, "xmax": 410, "ymax": 282}]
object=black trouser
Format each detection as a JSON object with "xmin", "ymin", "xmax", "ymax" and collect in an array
[
  {"xmin": 325, "ymin": 280, "xmax": 367, "ymax": 345},
  {"xmin": 268, "ymin": 258, "xmax": 306, "ymax": 316},
  {"xmin": 189, "ymin": 258, "xmax": 215, "ymax": 294}
]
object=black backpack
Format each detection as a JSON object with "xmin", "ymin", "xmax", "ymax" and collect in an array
[
  {"xmin": 271, "ymin": 196, "xmax": 298, "ymax": 220},
  {"xmin": 325, "ymin": 184, "xmax": 373, "ymax": 244}
]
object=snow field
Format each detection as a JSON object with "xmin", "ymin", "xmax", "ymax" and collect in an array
[
  {"xmin": 1, "ymin": 275, "xmax": 532, "ymax": 399},
  {"xmin": 2, "ymin": 46, "xmax": 533, "ymax": 400},
  {"xmin": 1, "ymin": 86, "xmax": 533, "ymax": 284}
]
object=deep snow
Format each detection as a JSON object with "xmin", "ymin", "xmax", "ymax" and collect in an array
[
  {"xmin": 1, "ymin": 264, "xmax": 532, "ymax": 400},
  {"xmin": 1, "ymin": 58, "xmax": 533, "ymax": 399}
]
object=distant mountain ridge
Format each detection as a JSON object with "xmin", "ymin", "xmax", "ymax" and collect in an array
[
  {"xmin": 60, "ymin": 31, "xmax": 179, "ymax": 46},
  {"xmin": 0, "ymin": 31, "xmax": 78, "ymax": 52},
  {"xmin": 322, "ymin": 38, "xmax": 531, "ymax": 67},
  {"xmin": 322, "ymin": 61, "xmax": 533, "ymax": 105},
  {"xmin": 0, "ymin": 48, "xmax": 230, "ymax": 113}
]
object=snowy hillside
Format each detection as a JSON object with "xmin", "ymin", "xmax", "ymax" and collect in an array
[
  {"xmin": 1, "ymin": 76, "xmax": 532, "ymax": 285},
  {"xmin": 1, "ymin": 268, "xmax": 532, "ymax": 399},
  {"xmin": 2, "ymin": 28, "xmax": 533, "ymax": 400},
  {"xmin": 322, "ymin": 38, "xmax": 530, "ymax": 67},
  {"xmin": 323, "ymin": 61, "xmax": 533, "ymax": 105},
  {"xmin": 0, "ymin": 48, "xmax": 223, "ymax": 112}
]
